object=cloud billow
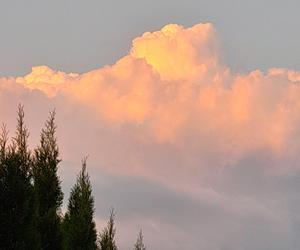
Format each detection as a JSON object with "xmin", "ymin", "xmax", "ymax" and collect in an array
[{"xmin": 1, "ymin": 23, "xmax": 300, "ymax": 249}]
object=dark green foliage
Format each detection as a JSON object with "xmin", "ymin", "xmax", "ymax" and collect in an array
[
  {"xmin": 99, "ymin": 209, "xmax": 117, "ymax": 250},
  {"xmin": 134, "ymin": 230, "xmax": 146, "ymax": 250},
  {"xmin": 33, "ymin": 110, "xmax": 63, "ymax": 250},
  {"xmin": 63, "ymin": 159, "xmax": 97, "ymax": 250},
  {"xmin": 0, "ymin": 106, "xmax": 40, "ymax": 249}
]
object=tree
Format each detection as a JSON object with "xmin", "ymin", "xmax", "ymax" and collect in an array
[
  {"xmin": 0, "ymin": 124, "xmax": 8, "ymax": 160},
  {"xmin": 99, "ymin": 208, "xmax": 118, "ymax": 250},
  {"xmin": 133, "ymin": 230, "xmax": 146, "ymax": 250},
  {"xmin": 33, "ymin": 110, "xmax": 63, "ymax": 249},
  {"xmin": 0, "ymin": 105, "xmax": 40, "ymax": 249},
  {"xmin": 63, "ymin": 158, "xmax": 97, "ymax": 250}
]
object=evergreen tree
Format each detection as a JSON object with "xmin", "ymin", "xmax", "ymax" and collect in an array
[
  {"xmin": 99, "ymin": 209, "xmax": 118, "ymax": 250},
  {"xmin": 63, "ymin": 158, "xmax": 97, "ymax": 250},
  {"xmin": 33, "ymin": 110, "xmax": 63, "ymax": 250},
  {"xmin": 0, "ymin": 105, "xmax": 40, "ymax": 249},
  {"xmin": 0, "ymin": 124, "xmax": 8, "ymax": 160},
  {"xmin": 133, "ymin": 230, "xmax": 146, "ymax": 250}
]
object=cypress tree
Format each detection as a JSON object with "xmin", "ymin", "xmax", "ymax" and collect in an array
[
  {"xmin": 0, "ymin": 105, "xmax": 40, "ymax": 249},
  {"xmin": 63, "ymin": 158, "xmax": 97, "ymax": 250},
  {"xmin": 0, "ymin": 124, "xmax": 8, "ymax": 160},
  {"xmin": 133, "ymin": 230, "xmax": 146, "ymax": 250},
  {"xmin": 99, "ymin": 209, "xmax": 118, "ymax": 250},
  {"xmin": 33, "ymin": 110, "xmax": 63, "ymax": 249},
  {"xmin": 0, "ymin": 124, "xmax": 9, "ymax": 246}
]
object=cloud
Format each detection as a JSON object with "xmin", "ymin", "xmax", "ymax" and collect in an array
[
  {"xmin": 1, "ymin": 23, "xmax": 300, "ymax": 249},
  {"xmin": 11, "ymin": 23, "xmax": 300, "ymax": 177},
  {"xmin": 130, "ymin": 23, "xmax": 219, "ymax": 81},
  {"xmin": 16, "ymin": 66, "xmax": 78, "ymax": 98}
]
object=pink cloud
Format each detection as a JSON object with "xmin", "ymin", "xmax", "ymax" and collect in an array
[{"xmin": 1, "ymin": 23, "xmax": 300, "ymax": 190}]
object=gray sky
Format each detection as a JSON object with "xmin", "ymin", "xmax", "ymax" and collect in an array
[{"xmin": 1, "ymin": 0, "xmax": 300, "ymax": 76}]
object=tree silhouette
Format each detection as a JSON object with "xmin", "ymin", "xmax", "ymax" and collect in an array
[
  {"xmin": 33, "ymin": 110, "xmax": 63, "ymax": 249},
  {"xmin": 99, "ymin": 208, "xmax": 118, "ymax": 250},
  {"xmin": 0, "ymin": 105, "xmax": 147, "ymax": 250},
  {"xmin": 0, "ymin": 105, "xmax": 40, "ymax": 249},
  {"xmin": 134, "ymin": 230, "xmax": 146, "ymax": 250},
  {"xmin": 63, "ymin": 158, "xmax": 97, "ymax": 250}
]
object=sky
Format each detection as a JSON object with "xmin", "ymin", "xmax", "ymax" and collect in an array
[
  {"xmin": 1, "ymin": 1, "xmax": 300, "ymax": 249},
  {"xmin": 1, "ymin": 0, "xmax": 300, "ymax": 76}
]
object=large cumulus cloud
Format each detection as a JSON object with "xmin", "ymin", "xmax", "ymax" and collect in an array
[{"xmin": 1, "ymin": 23, "xmax": 300, "ymax": 249}]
